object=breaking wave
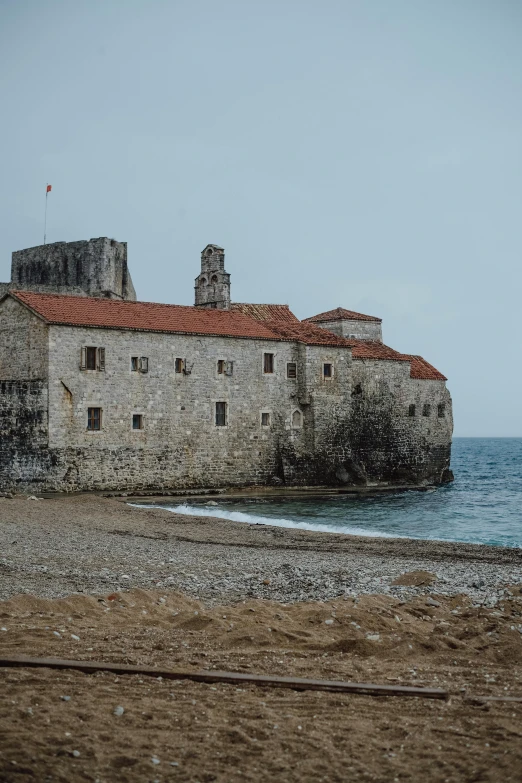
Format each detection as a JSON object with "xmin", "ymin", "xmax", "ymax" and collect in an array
[{"xmin": 162, "ymin": 503, "xmax": 398, "ymax": 538}]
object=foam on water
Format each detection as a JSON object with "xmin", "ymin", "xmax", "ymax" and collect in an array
[{"xmin": 164, "ymin": 503, "xmax": 398, "ymax": 538}]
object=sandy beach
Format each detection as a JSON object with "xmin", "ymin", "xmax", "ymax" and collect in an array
[{"xmin": 1, "ymin": 494, "xmax": 521, "ymax": 782}]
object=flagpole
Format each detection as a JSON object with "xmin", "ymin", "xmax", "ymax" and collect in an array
[{"xmin": 44, "ymin": 184, "xmax": 49, "ymax": 245}]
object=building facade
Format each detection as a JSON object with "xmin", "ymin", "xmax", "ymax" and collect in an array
[{"xmin": 0, "ymin": 239, "xmax": 453, "ymax": 493}]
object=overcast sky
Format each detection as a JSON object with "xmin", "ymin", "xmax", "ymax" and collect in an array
[{"xmin": 1, "ymin": 0, "xmax": 521, "ymax": 437}]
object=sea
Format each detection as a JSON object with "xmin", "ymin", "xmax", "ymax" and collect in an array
[{"xmin": 162, "ymin": 438, "xmax": 522, "ymax": 549}]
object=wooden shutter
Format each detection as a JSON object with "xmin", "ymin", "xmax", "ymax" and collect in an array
[
  {"xmin": 139, "ymin": 357, "xmax": 149, "ymax": 373},
  {"xmin": 225, "ymin": 361, "xmax": 234, "ymax": 376},
  {"xmin": 97, "ymin": 347, "xmax": 106, "ymax": 371},
  {"xmin": 80, "ymin": 347, "xmax": 87, "ymax": 370}
]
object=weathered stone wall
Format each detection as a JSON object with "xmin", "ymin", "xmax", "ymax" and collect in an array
[
  {"xmin": 0, "ymin": 297, "xmax": 49, "ymax": 380},
  {"xmin": 315, "ymin": 318, "xmax": 383, "ymax": 342},
  {"xmin": 345, "ymin": 360, "xmax": 453, "ymax": 485},
  {"xmin": 0, "ymin": 380, "xmax": 50, "ymax": 488},
  {"xmin": 41, "ymin": 325, "xmax": 311, "ymax": 490},
  {"xmin": 10, "ymin": 238, "xmax": 136, "ymax": 300}
]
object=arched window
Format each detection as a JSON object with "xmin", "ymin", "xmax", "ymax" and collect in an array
[
  {"xmin": 211, "ymin": 274, "xmax": 218, "ymax": 284},
  {"xmin": 199, "ymin": 277, "xmax": 207, "ymax": 286},
  {"xmin": 291, "ymin": 409, "xmax": 303, "ymax": 429}
]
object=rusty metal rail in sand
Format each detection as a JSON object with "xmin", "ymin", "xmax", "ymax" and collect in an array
[{"xmin": 0, "ymin": 655, "xmax": 448, "ymax": 699}]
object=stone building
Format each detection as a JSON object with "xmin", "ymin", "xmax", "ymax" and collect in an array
[{"xmin": 0, "ymin": 238, "xmax": 453, "ymax": 492}]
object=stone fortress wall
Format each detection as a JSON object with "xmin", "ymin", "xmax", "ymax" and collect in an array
[
  {"xmin": 0, "ymin": 238, "xmax": 453, "ymax": 493},
  {"xmin": 2, "ymin": 238, "xmax": 136, "ymax": 301}
]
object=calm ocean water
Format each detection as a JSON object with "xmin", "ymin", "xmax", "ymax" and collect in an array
[{"xmin": 166, "ymin": 439, "xmax": 522, "ymax": 548}]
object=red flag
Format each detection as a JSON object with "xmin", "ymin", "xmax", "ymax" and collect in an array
[{"xmin": 46, "ymin": 184, "xmax": 52, "ymax": 193}]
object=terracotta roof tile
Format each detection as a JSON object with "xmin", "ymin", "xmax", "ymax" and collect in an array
[
  {"xmin": 304, "ymin": 306, "xmax": 382, "ymax": 323},
  {"xmin": 10, "ymin": 291, "xmax": 281, "ymax": 341},
  {"xmin": 350, "ymin": 341, "xmax": 409, "ymax": 361},
  {"xmin": 264, "ymin": 319, "xmax": 354, "ymax": 347},
  {"xmin": 231, "ymin": 303, "xmax": 299, "ymax": 323},
  {"xmin": 264, "ymin": 320, "xmax": 409, "ymax": 359},
  {"xmin": 400, "ymin": 354, "xmax": 447, "ymax": 381}
]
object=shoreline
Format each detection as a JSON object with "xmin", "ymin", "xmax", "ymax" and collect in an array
[
  {"xmin": 5, "ymin": 482, "xmax": 521, "ymax": 552},
  {"xmin": 0, "ymin": 495, "xmax": 520, "ymax": 605},
  {"xmin": 145, "ymin": 498, "xmax": 522, "ymax": 551}
]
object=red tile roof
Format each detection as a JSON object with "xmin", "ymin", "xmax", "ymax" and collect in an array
[
  {"xmin": 400, "ymin": 354, "xmax": 447, "ymax": 381},
  {"xmin": 265, "ymin": 319, "xmax": 411, "ymax": 360},
  {"xmin": 7, "ymin": 291, "xmax": 447, "ymax": 380},
  {"xmin": 350, "ymin": 341, "xmax": 409, "ymax": 361},
  {"xmin": 10, "ymin": 291, "xmax": 281, "ymax": 341},
  {"xmin": 264, "ymin": 319, "xmax": 356, "ymax": 347},
  {"xmin": 304, "ymin": 306, "xmax": 382, "ymax": 323},
  {"xmin": 231, "ymin": 303, "xmax": 299, "ymax": 323}
]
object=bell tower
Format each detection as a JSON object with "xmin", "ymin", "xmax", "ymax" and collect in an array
[{"xmin": 194, "ymin": 244, "xmax": 230, "ymax": 309}]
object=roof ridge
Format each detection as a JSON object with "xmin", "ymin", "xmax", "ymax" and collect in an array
[{"xmin": 304, "ymin": 306, "xmax": 382, "ymax": 323}]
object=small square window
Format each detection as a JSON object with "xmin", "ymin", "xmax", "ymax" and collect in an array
[
  {"xmin": 437, "ymin": 403, "xmax": 445, "ymax": 418},
  {"xmin": 261, "ymin": 412, "xmax": 271, "ymax": 427},
  {"xmin": 86, "ymin": 347, "xmax": 97, "ymax": 370},
  {"xmin": 132, "ymin": 414, "xmax": 143, "ymax": 430},
  {"xmin": 408, "ymin": 404, "xmax": 416, "ymax": 417},
  {"xmin": 217, "ymin": 360, "xmax": 225, "ymax": 374},
  {"xmin": 215, "ymin": 401, "xmax": 227, "ymax": 426},
  {"xmin": 87, "ymin": 407, "xmax": 102, "ymax": 431},
  {"xmin": 323, "ymin": 363, "xmax": 333, "ymax": 379},
  {"xmin": 131, "ymin": 357, "xmax": 139, "ymax": 372},
  {"xmin": 422, "ymin": 404, "xmax": 431, "ymax": 417},
  {"xmin": 286, "ymin": 362, "xmax": 297, "ymax": 379},
  {"xmin": 175, "ymin": 358, "xmax": 184, "ymax": 374},
  {"xmin": 263, "ymin": 353, "xmax": 274, "ymax": 374}
]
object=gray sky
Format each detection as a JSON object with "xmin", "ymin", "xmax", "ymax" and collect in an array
[{"xmin": 1, "ymin": 0, "xmax": 521, "ymax": 437}]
